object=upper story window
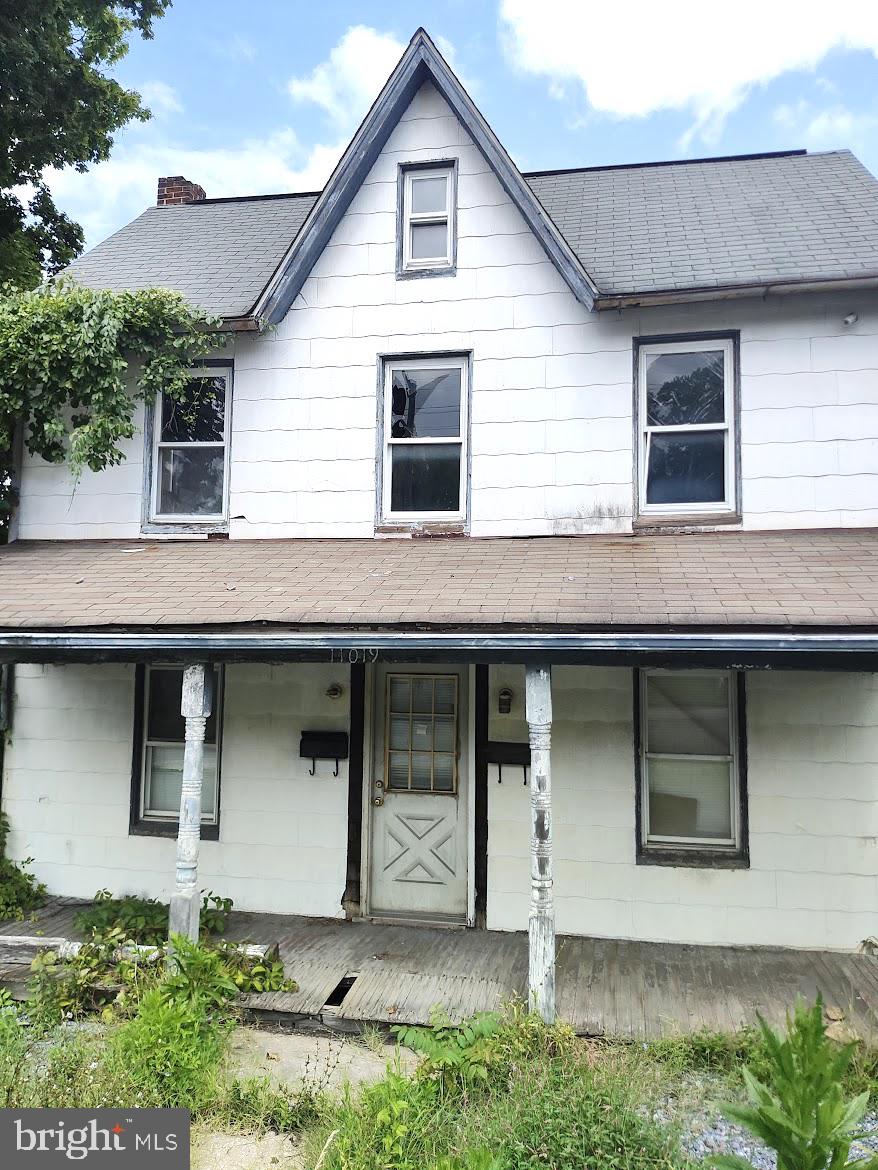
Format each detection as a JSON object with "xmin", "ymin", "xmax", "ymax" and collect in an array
[
  {"xmin": 381, "ymin": 355, "xmax": 468, "ymax": 524},
  {"xmin": 398, "ymin": 162, "xmax": 457, "ymax": 276},
  {"xmin": 637, "ymin": 669, "xmax": 746, "ymax": 863},
  {"xmin": 150, "ymin": 367, "xmax": 232, "ymax": 524},
  {"xmin": 637, "ymin": 337, "xmax": 737, "ymax": 519}
]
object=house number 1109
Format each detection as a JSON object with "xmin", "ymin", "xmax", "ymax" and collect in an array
[{"xmin": 329, "ymin": 648, "xmax": 380, "ymax": 663}]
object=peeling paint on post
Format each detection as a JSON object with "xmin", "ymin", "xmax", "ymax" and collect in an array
[
  {"xmin": 525, "ymin": 664, "xmax": 555, "ymax": 1023},
  {"xmin": 168, "ymin": 664, "xmax": 212, "ymax": 943}
]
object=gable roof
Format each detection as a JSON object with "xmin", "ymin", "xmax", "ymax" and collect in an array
[
  {"xmin": 254, "ymin": 29, "xmax": 600, "ymax": 322},
  {"xmin": 63, "ymin": 29, "xmax": 878, "ymax": 325}
]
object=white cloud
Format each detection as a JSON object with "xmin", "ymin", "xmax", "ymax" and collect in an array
[
  {"xmin": 46, "ymin": 128, "xmax": 346, "ymax": 248},
  {"xmin": 138, "ymin": 81, "xmax": 182, "ymax": 117},
  {"xmin": 500, "ymin": 0, "xmax": 878, "ymax": 145},
  {"xmin": 774, "ymin": 100, "xmax": 878, "ymax": 149},
  {"xmin": 47, "ymin": 23, "xmax": 465, "ymax": 250},
  {"xmin": 288, "ymin": 25, "xmax": 406, "ymax": 128}
]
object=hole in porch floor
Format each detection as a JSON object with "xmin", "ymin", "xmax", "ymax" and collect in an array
[{"xmin": 322, "ymin": 973, "xmax": 358, "ymax": 1009}]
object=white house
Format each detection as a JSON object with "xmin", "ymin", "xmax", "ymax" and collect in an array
[{"xmin": 2, "ymin": 29, "xmax": 878, "ymax": 1017}]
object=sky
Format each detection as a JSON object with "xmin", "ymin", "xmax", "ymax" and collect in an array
[{"xmin": 47, "ymin": 0, "xmax": 878, "ymax": 250}]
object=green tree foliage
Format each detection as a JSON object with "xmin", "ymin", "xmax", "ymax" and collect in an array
[
  {"xmin": 0, "ymin": 0, "xmax": 170, "ymax": 286},
  {"xmin": 0, "ymin": 280, "xmax": 224, "ymax": 529}
]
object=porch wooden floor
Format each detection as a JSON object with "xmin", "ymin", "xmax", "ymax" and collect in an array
[{"xmin": 3, "ymin": 898, "xmax": 878, "ymax": 1040}]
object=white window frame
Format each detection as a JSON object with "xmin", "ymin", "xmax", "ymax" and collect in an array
[
  {"xmin": 150, "ymin": 366, "xmax": 233, "ymax": 524},
  {"xmin": 382, "ymin": 354, "xmax": 468, "ymax": 523},
  {"xmin": 401, "ymin": 165, "xmax": 454, "ymax": 272},
  {"xmin": 140, "ymin": 664, "xmax": 223, "ymax": 825},
  {"xmin": 638, "ymin": 338, "xmax": 736, "ymax": 517},
  {"xmin": 639, "ymin": 668, "xmax": 740, "ymax": 852}
]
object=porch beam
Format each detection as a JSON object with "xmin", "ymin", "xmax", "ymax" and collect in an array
[
  {"xmin": 1, "ymin": 630, "xmax": 877, "ymax": 672},
  {"xmin": 525, "ymin": 664, "xmax": 555, "ymax": 1023},
  {"xmin": 168, "ymin": 663, "xmax": 212, "ymax": 943}
]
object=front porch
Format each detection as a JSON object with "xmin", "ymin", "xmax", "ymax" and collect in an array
[{"xmin": 3, "ymin": 898, "xmax": 877, "ymax": 1040}]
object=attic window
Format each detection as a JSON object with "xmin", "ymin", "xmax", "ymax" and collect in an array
[{"xmin": 398, "ymin": 162, "xmax": 456, "ymax": 276}]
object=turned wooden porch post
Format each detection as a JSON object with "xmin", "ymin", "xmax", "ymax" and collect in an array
[
  {"xmin": 168, "ymin": 664, "xmax": 212, "ymax": 943},
  {"xmin": 525, "ymin": 664, "xmax": 555, "ymax": 1023}
]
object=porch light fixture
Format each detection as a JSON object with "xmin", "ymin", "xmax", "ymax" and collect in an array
[
  {"xmin": 325, "ymin": 683, "xmax": 344, "ymax": 700},
  {"xmin": 498, "ymin": 687, "xmax": 513, "ymax": 714}
]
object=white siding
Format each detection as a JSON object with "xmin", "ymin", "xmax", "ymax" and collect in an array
[
  {"xmin": 2, "ymin": 662, "xmax": 351, "ymax": 917},
  {"xmin": 486, "ymin": 666, "xmax": 878, "ymax": 949},
  {"xmin": 14, "ymin": 81, "xmax": 878, "ymax": 538}
]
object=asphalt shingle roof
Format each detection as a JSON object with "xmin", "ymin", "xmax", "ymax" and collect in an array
[
  {"xmin": 64, "ymin": 150, "xmax": 878, "ymax": 319},
  {"xmin": 1, "ymin": 530, "xmax": 877, "ymax": 630},
  {"xmin": 66, "ymin": 193, "xmax": 318, "ymax": 319},
  {"xmin": 526, "ymin": 150, "xmax": 878, "ymax": 296}
]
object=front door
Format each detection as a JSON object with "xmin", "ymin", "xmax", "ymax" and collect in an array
[{"xmin": 368, "ymin": 665, "xmax": 468, "ymax": 922}]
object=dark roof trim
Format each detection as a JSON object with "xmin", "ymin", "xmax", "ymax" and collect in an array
[
  {"xmin": 522, "ymin": 149, "xmax": 807, "ymax": 179},
  {"xmin": 595, "ymin": 272, "xmax": 878, "ymax": 310},
  {"xmin": 255, "ymin": 28, "xmax": 599, "ymax": 324},
  {"xmin": 2, "ymin": 630, "xmax": 876, "ymax": 670}
]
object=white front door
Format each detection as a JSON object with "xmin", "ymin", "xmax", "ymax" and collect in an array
[{"xmin": 368, "ymin": 665, "xmax": 468, "ymax": 922}]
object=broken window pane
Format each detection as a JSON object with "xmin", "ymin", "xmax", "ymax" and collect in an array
[{"xmin": 391, "ymin": 368, "xmax": 461, "ymax": 439}]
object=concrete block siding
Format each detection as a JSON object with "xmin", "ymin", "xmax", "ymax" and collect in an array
[
  {"xmin": 3, "ymin": 662, "xmax": 351, "ymax": 918},
  {"xmin": 486, "ymin": 666, "xmax": 878, "ymax": 950},
  {"xmin": 4, "ymin": 662, "xmax": 876, "ymax": 949},
  {"xmin": 14, "ymin": 81, "xmax": 878, "ymax": 540}
]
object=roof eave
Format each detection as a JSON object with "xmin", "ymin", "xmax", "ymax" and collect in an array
[
  {"xmin": 595, "ymin": 272, "xmax": 878, "ymax": 310},
  {"xmin": 1, "ymin": 628, "xmax": 877, "ymax": 670},
  {"xmin": 254, "ymin": 30, "xmax": 599, "ymax": 324}
]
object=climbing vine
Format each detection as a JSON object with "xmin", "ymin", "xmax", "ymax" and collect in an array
[{"xmin": 0, "ymin": 279, "xmax": 227, "ymax": 529}]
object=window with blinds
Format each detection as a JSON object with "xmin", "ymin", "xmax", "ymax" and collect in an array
[{"xmin": 639, "ymin": 669, "xmax": 742, "ymax": 851}]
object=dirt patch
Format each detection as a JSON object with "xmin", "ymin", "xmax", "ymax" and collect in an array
[
  {"xmin": 228, "ymin": 1026, "xmax": 416, "ymax": 1092},
  {"xmin": 193, "ymin": 1129, "xmax": 304, "ymax": 1170}
]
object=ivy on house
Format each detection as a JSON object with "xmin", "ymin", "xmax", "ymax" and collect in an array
[{"xmin": 0, "ymin": 280, "xmax": 227, "ymax": 530}]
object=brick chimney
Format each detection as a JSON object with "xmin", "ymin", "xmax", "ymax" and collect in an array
[{"xmin": 157, "ymin": 176, "xmax": 206, "ymax": 206}]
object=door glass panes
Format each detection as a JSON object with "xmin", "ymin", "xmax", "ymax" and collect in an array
[
  {"xmin": 385, "ymin": 675, "xmax": 458, "ymax": 793},
  {"xmin": 644, "ymin": 672, "xmax": 735, "ymax": 845}
]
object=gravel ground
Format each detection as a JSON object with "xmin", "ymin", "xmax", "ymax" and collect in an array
[{"xmin": 656, "ymin": 1076, "xmax": 878, "ymax": 1167}]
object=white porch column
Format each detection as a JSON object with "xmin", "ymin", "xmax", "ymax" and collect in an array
[
  {"xmin": 525, "ymin": 664, "xmax": 555, "ymax": 1023},
  {"xmin": 168, "ymin": 664, "xmax": 212, "ymax": 943}
]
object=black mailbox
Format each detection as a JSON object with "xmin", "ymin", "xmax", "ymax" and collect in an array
[
  {"xmin": 300, "ymin": 730, "xmax": 349, "ymax": 776},
  {"xmin": 486, "ymin": 740, "xmax": 531, "ymax": 784}
]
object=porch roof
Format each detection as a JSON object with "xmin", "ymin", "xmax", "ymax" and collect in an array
[{"xmin": 1, "ymin": 529, "xmax": 878, "ymax": 638}]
